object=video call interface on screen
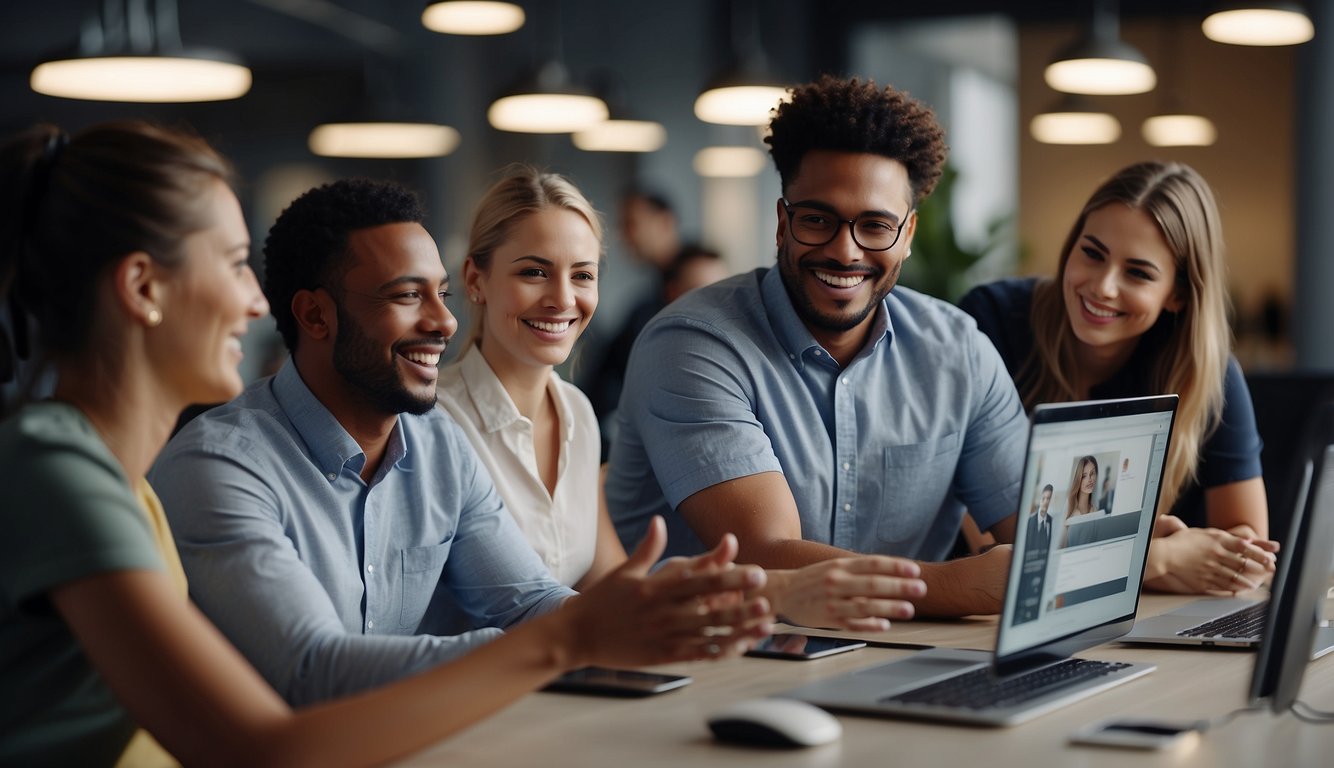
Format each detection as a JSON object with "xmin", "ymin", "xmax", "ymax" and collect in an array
[{"xmin": 997, "ymin": 409, "xmax": 1174, "ymax": 657}]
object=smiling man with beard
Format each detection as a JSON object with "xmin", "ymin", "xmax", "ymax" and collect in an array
[
  {"xmin": 148, "ymin": 180, "xmax": 579, "ymax": 706},
  {"xmin": 606, "ymin": 76, "xmax": 1030, "ymax": 617}
]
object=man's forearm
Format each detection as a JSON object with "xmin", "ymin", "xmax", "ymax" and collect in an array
[
  {"xmin": 913, "ymin": 550, "xmax": 1009, "ymax": 618},
  {"xmin": 733, "ymin": 537, "xmax": 856, "ymax": 570}
]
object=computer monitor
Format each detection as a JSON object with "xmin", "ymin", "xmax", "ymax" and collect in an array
[{"xmin": 1248, "ymin": 404, "xmax": 1334, "ymax": 714}]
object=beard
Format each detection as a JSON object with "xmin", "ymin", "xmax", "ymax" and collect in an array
[
  {"xmin": 332, "ymin": 304, "xmax": 439, "ymax": 416},
  {"xmin": 775, "ymin": 240, "xmax": 900, "ymax": 333}
]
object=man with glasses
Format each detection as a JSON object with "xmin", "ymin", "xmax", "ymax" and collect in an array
[{"xmin": 606, "ymin": 76, "xmax": 1029, "ymax": 617}]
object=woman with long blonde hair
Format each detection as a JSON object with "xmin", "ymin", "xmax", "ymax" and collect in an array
[{"xmin": 961, "ymin": 161, "xmax": 1276, "ymax": 594}]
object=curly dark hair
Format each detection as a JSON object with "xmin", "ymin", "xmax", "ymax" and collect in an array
[
  {"xmin": 263, "ymin": 178, "xmax": 424, "ymax": 352},
  {"xmin": 765, "ymin": 75, "xmax": 947, "ymax": 205}
]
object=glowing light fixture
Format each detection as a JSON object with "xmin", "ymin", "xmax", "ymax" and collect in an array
[
  {"xmin": 572, "ymin": 119, "xmax": 666, "ymax": 152},
  {"xmin": 1202, "ymin": 3, "xmax": 1314, "ymax": 46},
  {"xmin": 693, "ymin": 146, "xmax": 767, "ymax": 178},
  {"xmin": 1031, "ymin": 97, "xmax": 1121, "ymax": 145},
  {"xmin": 30, "ymin": 0, "xmax": 251, "ymax": 102},
  {"xmin": 695, "ymin": 0, "xmax": 788, "ymax": 125},
  {"xmin": 1045, "ymin": 0, "xmax": 1156, "ymax": 95},
  {"xmin": 1141, "ymin": 114, "xmax": 1217, "ymax": 147},
  {"xmin": 421, "ymin": 1, "xmax": 525, "ymax": 35},
  {"xmin": 309, "ymin": 122, "xmax": 461, "ymax": 158},
  {"xmin": 488, "ymin": 60, "xmax": 608, "ymax": 133}
]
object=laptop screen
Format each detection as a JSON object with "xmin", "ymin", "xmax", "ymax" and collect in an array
[{"xmin": 995, "ymin": 397, "xmax": 1177, "ymax": 660}]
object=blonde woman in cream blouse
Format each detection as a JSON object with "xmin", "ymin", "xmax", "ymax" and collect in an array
[{"xmin": 440, "ymin": 167, "xmax": 928, "ymax": 630}]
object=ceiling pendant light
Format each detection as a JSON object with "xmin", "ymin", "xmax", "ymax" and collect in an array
[
  {"xmin": 486, "ymin": 2, "xmax": 607, "ymax": 133},
  {"xmin": 695, "ymin": 0, "xmax": 789, "ymax": 126},
  {"xmin": 693, "ymin": 146, "xmax": 767, "ymax": 178},
  {"xmin": 573, "ymin": 118, "xmax": 666, "ymax": 153},
  {"xmin": 309, "ymin": 60, "xmax": 461, "ymax": 159},
  {"xmin": 1044, "ymin": 0, "xmax": 1156, "ymax": 96},
  {"xmin": 1141, "ymin": 21, "xmax": 1217, "ymax": 148},
  {"xmin": 31, "ymin": 0, "xmax": 251, "ymax": 102},
  {"xmin": 488, "ymin": 61, "xmax": 608, "ymax": 133},
  {"xmin": 421, "ymin": 1, "xmax": 525, "ymax": 36},
  {"xmin": 1031, "ymin": 96, "xmax": 1121, "ymax": 145},
  {"xmin": 309, "ymin": 122, "xmax": 461, "ymax": 159},
  {"xmin": 1202, "ymin": 3, "xmax": 1314, "ymax": 46}
]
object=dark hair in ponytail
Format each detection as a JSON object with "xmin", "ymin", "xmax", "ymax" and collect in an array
[{"xmin": 0, "ymin": 121, "xmax": 232, "ymax": 401}]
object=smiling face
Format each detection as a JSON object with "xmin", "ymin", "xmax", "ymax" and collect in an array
[
  {"xmin": 330, "ymin": 222, "xmax": 455, "ymax": 416},
  {"xmin": 467, "ymin": 206, "xmax": 600, "ymax": 378},
  {"xmin": 154, "ymin": 179, "xmax": 268, "ymax": 404},
  {"xmin": 1062, "ymin": 204, "xmax": 1183, "ymax": 369},
  {"xmin": 775, "ymin": 150, "xmax": 916, "ymax": 354}
]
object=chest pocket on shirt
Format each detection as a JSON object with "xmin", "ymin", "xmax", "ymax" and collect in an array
[
  {"xmin": 400, "ymin": 541, "xmax": 451, "ymax": 628},
  {"xmin": 876, "ymin": 431, "xmax": 961, "ymax": 545}
]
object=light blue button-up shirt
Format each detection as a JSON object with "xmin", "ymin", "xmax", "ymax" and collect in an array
[
  {"xmin": 151, "ymin": 362, "xmax": 573, "ymax": 706},
  {"xmin": 606, "ymin": 267, "xmax": 1028, "ymax": 561}
]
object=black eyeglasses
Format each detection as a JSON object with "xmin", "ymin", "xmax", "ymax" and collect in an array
[{"xmin": 781, "ymin": 198, "xmax": 910, "ymax": 252}]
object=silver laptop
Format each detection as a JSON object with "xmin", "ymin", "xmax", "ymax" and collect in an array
[
  {"xmin": 1122, "ymin": 460, "xmax": 1334, "ymax": 658},
  {"xmin": 784, "ymin": 395, "xmax": 1178, "ymax": 726}
]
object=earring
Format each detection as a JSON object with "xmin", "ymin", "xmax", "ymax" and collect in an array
[
  {"xmin": 471, "ymin": 293, "xmax": 481, "ymax": 303},
  {"xmin": 906, "ymin": 248, "xmax": 912, "ymax": 258},
  {"xmin": 146, "ymin": 308, "xmax": 163, "ymax": 327}
]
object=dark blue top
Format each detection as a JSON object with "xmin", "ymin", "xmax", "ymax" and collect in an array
[{"xmin": 959, "ymin": 277, "xmax": 1263, "ymax": 528}]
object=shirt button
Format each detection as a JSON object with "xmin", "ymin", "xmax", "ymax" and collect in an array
[
  {"xmin": 843, "ymin": 503, "xmax": 852, "ymax": 512},
  {"xmin": 841, "ymin": 377, "xmax": 850, "ymax": 385},
  {"xmin": 327, "ymin": 472, "xmax": 337, "ymax": 481},
  {"xmin": 366, "ymin": 619, "xmax": 374, "ymax": 630},
  {"xmin": 842, "ymin": 462, "xmax": 851, "ymax": 471},
  {"xmin": 366, "ymin": 564, "xmax": 374, "ymax": 574},
  {"xmin": 814, "ymin": 349, "xmax": 823, "ymax": 357}
]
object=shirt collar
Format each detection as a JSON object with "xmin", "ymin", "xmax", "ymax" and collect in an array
[
  {"xmin": 272, "ymin": 360, "xmax": 409, "ymax": 481},
  {"xmin": 457, "ymin": 344, "xmax": 574, "ymax": 443},
  {"xmin": 759, "ymin": 266, "xmax": 894, "ymax": 371}
]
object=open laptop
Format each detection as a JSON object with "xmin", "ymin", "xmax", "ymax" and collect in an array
[
  {"xmin": 1122, "ymin": 403, "xmax": 1334, "ymax": 657},
  {"xmin": 784, "ymin": 395, "xmax": 1178, "ymax": 726}
]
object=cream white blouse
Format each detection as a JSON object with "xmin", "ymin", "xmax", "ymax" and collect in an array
[{"xmin": 437, "ymin": 346, "xmax": 600, "ymax": 587}]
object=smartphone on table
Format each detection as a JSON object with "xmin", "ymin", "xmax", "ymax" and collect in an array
[
  {"xmin": 542, "ymin": 666, "xmax": 692, "ymax": 697},
  {"xmin": 744, "ymin": 633, "xmax": 867, "ymax": 660},
  {"xmin": 1068, "ymin": 718, "xmax": 1205, "ymax": 750}
]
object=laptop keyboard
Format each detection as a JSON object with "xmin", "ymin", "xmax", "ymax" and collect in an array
[
  {"xmin": 1176, "ymin": 602, "xmax": 1267, "ymax": 639},
  {"xmin": 880, "ymin": 659, "xmax": 1132, "ymax": 710}
]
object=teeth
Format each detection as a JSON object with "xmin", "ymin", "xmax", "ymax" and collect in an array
[
  {"xmin": 1082, "ymin": 298, "xmax": 1118, "ymax": 318},
  {"xmin": 402, "ymin": 351, "xmax": 441, "ymax": 366},
  {"xmin": 813, "ymin": 270, "xmax": 866, "ymax": 289},
  {"xmin": 525, "ymin": 319, "xmax": 572, "ymax": 333}
]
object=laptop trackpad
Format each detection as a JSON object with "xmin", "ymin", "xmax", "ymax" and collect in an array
[{"xmin": 787, "ymin": 647, "xmax": 991, "ymax": 704}]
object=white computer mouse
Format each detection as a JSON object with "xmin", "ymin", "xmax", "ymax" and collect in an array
[{"xmin": 707, "ymin": 697, "xmax": 842, "ymax": 748}]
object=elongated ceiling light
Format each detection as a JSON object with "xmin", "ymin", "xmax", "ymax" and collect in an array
[
  {"xmin": 1031, "ymin": 97, "xmax": 1121, "ymax": 145},
  {"xmin": 31, "ymin": 0, "xmax": 251, "ymax": 102},
  {"xmin": 573, "ymin": 119, "xmax": 666, "ymax": 152},
  {"xmin": 422, "ymin": 1, "xmax": 525, "ymax": 35},
  {"xmin": 1202, "ymin": 3, "xmax": 1314, "ymax": 46},
  {"xmin": 309, "ymin": 122, "xmax": 461, "ymax": 158},
  {"xmin": 693, "ymin": 146, "xmax": 767, "ymax": 177},
  {"xmin": 1141, "ymin": 114, "xmax": 1217, "ymax": 146},
  {"xmin": 488, "ymin": 61, "xmax": 607, "ymax": 133}
]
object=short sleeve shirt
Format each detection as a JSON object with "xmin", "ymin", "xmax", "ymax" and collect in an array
[
  {"xmin": 605, "ymin": 268, "xmax": 1029, "ymax": 561},
  {"xmin": 0, "ymin": 402, "xmax": 183, "ymax": 767}
]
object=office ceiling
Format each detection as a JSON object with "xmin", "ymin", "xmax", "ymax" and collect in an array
[{"xmin": 0, "ymin": 1, "xmax": 1222, "ymax": 73}]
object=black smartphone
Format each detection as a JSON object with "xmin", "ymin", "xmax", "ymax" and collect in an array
[
  {"xmin": 542, "ymin": 666, "xmax": 692, "ymax": 697},
  {"xmin": 744, "ymin": 633, "xmax": 868, "ymax": 660}
]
